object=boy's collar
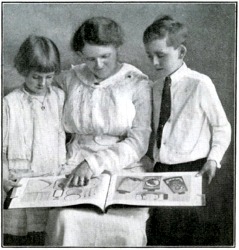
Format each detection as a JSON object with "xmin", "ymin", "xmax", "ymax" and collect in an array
[{"xmin": 168, "ymin": 62, "xmax": 187, "ymax": 82}]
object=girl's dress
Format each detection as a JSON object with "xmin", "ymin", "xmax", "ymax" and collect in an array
[
  {"xmin": 3, "ymin": 85, "xmax": 66, "ymax": 236},
  {"xmin": 45, "ymin": 63, "xmax": 152, "ymax": 246}
]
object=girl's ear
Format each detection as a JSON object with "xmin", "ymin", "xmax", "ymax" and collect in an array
[{"xmin": 178, "ymin": 45, "xmax": 187, "ymax": 59}]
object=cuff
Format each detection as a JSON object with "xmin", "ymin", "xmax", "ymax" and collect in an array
[{"xmin": 84, "ymin": 156, "xmax": 103, "ymax": 177}]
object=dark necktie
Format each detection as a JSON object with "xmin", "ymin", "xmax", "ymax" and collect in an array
[{"xmin": 156, "ymin": 76, "xmax": 171, "ymax": 149}]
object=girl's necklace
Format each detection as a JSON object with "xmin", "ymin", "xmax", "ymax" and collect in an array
[
  {"xmin": 24, "ymin": 84, "xmax": 48, "ymax": 110},
  {"xmin": 33, "ymin": 94, "xmax": 47, "ymax": 110}
]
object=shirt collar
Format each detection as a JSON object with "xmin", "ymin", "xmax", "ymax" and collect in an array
[
  {"xmin": 72, "ymin": 63, "xmax": 128, "ymax": 88},
  {"xmin": 169, "ymin": 62, "xmax": 188, "ymax": 83},
  {"xmin": 21, "ymin": 84, "xmax": 51, "ymax": 99}
]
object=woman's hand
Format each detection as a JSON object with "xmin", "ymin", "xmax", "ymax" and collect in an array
[
  {"xmin": 64, "ymin": 161, "xmax": 93, "ymax": 188},
  {"xmin": 3, "ymin": 179, "xmax": 22, "ymax": 193}
]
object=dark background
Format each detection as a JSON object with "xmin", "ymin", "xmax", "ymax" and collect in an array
[{"xmin": 2, "ymin": 2, "xmax": 236, "ymax": 246}]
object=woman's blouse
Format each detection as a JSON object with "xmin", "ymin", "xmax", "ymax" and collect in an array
[
  {"xmin": 3, "ymin": 85, "xmax": 66, "ymax": 179},
  {"xmin": 59, "ymin": 63, "xmax": 152, "ymax": 176}
]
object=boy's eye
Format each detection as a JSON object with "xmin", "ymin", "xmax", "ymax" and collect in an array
[
  {"xmin": 86, "ymin": 58, "xmax": 95, "ymax": 62},
  {"xmin": 157, "ymin": 54, "xmax": 165, "ymax": 58},
  {"xmin": 101, "ymin": 54, "xmax": 110, "ymax": 59},
  {"xmin": 46, "ymin": 75, "xmax": 53, "ymax": 79}
]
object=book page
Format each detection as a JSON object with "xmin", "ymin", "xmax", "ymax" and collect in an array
[
  {"xmin": 8, "ymin": 174, "xmax": 111, "ymax": 211},
  {"xmin": 106, "ymin": 172, "xmax": 205, "ymax": 208}
]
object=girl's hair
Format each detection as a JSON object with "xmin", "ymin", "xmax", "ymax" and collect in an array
[
  {"xmin": 14, "ymin": 35, "xmax": 61, "ymax": 76},
  {"xmin": 72, "ymin": 16, "xmax": 124, "ymax": 52},
  {"xmin": 143, "ymin": 15, "xmax": 188, "ymax": 48}
]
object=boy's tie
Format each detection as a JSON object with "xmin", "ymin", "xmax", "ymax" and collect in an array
[{"xmin": 157, "ymin": 76, "xmax": 171, "ymax": 149}]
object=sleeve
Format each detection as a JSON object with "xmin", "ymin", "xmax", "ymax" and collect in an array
[
  {"xmin": 146, "ymin": 84, "xmax": 155, "ymax": 160},
  {"xmin": 53, "ymin": 69, "xmax": 72, "ymax": 93},
  {"xmin": 199, "ymin": 78, "xmax": 231, "ymax": 168},
  {"xmin": 3, "ymin": 99, "xmax": 9, "ymax": 179},
  {"xmin": 85, "ymin": 79, "xmax": 152, "ymax": 176}
]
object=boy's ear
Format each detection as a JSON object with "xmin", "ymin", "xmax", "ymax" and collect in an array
[{"xmin": 178, "ymin": 45, "xmax": 187, "ymax": 59}]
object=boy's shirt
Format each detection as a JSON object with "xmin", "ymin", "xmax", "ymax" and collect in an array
[{"xmin": 152, "ymin": 63, "xmax": 231, "ymax": 168}]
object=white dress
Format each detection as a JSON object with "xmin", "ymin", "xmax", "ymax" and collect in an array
[
  {"xmin": 45, "ymin": 63, "xmax": 152, "ymax": 246},
  {"xmin": 3, "ymin": 85, "xmax": 66, "ymax": 236}
]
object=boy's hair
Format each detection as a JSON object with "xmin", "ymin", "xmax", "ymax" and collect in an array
[
  {"xmin": 14, "ymin": 35, "xmax": 61, "ymax": 77},
  {"xmin": 72, "ymin": 16, "xmax": 124, "ymax": 52},
  {"xmin": 143, "ymin": 15, "xmax": 188, "ymax": 48}
]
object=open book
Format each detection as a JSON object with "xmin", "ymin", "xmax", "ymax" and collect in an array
[{"xmin": 7, "ymin": 171, "xmax": 205, "ymax": 212}]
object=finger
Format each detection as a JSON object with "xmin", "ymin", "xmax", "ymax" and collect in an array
[
  {"xmin": 84, "ymin": 178, "xmax": 89, "ymax": 186},
  {"xmin": 208, "ymin": 171, "xmax": 215, "ymax": 185},
  {"xmin": 73, "ymin": 176, "xmax": 79, "ymax": 186},
  {"xmin": 208, "ymin": 175, "xmax": 213, "ymax": 185},
  {"xmin": 196, "ymin": 165, "xmax": 208, "ymax": 177},
  {"xmin": 195, "ymin": 170, "xmax": 203, "ymax": 177},
  {"xmin": 79, "ymin": 177, "xmax": 85, "ymax": 186},
  {"xmin": 4, "ymin": 186, "xmax": 12, "ymax": 193},
  {"xmin": 9, "ymin": 180, "xmax": 22, "ymax": 187},
  {"xmin": 63, "ymin": 175, "xmax": 73, "ymax": 189},
  {"xmin": 12, "ymin": 183, "xmax": 22, "ymax": 187}
]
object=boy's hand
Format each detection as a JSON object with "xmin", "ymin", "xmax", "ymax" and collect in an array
[
  {"xmin": 196, "ymin": 160, "xmax": 217, "ymax": 184},
  {"xmin": 63, "ymin": 161, "xmax": 93, "ymax": 188},
  {"xmin": 3, "ymin": 179, "xmax": 22, "ymax": 193}
]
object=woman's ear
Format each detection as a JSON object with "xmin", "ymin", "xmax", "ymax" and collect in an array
[{"xmin": 178, "ymin": 45, "xmax": 187, "ymax": 59}]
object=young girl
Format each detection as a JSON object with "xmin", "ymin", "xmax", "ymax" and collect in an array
[{"xmin": 3, "ymin": 35, "xmax": 66, "ymax": 246}]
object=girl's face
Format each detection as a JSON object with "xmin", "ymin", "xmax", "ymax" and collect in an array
[
  {"xmin": 80, "ymin": 43, "xmax": 120, "ymax": 81},
  {"xmin": 145, "ymin": 37, "xmax": 183, "ymax": 78},
  {"xmin": 25, "ymin": 71, "xmax": 55, "ymax": 96}
]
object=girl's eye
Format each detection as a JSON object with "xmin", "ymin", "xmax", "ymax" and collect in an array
[{"xmin": 32, "ymin": 76, "xmax": 40, "ymax": 80}]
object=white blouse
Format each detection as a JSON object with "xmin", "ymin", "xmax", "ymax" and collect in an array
[
  {"xmin": 58, "ymin": 63, "xmax": 152, "ymax": 176},
  {"xmin": 3, "ymin": 86, "xmax": 66, "ymax": 178}
]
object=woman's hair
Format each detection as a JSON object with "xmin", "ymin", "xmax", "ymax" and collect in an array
[
  {"xmin": 143, "ymin": 15, "xmax": 188, "ymax": 48},
  {"xmin": 14, "ymin": 35, "xmax": 61, "ymax": 76},
  {"xmin": 72, "ymin": 16, "xmax": 124, "ymax": 52}
]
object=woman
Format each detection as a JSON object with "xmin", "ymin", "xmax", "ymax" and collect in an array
[{"xmin": 46, "ymin": 16, "xmax": 152, "ymax": 247}]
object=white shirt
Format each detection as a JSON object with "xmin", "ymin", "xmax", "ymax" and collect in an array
[{"xmin": 152, "ymin": 63, "xmax": 231, "ymax": 168}]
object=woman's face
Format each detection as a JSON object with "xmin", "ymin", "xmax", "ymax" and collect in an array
[{"xmin": 80, "ymin": 43, "xmax": 119, "ymax": 81}]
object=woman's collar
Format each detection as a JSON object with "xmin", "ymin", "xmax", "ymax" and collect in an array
[{"xmin": 72, "ymin": 63, "xmax": 128, "ymax": 88}]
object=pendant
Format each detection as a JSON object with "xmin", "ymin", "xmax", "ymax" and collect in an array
[{"xmin": 41, "ymin": 106, "xmax": 45, "ymax": 110}]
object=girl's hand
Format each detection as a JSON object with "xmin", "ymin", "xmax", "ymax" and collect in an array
[
  {"xmin": 3, "ymin": 179, "xmax": 22, "ymax": 193},
  {"xmin": 64, "ymin": 161, "xmax": 93, "ymax": 188}
]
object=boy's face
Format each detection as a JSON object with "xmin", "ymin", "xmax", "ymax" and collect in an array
[{"xmin": 145, "ymin": 37, "xmax": 183, "ymax": 78}]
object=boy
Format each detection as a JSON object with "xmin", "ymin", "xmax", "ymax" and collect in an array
[{"xmin": 143, "ymin": 16, "xmax": 231, "ymax": 245}]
